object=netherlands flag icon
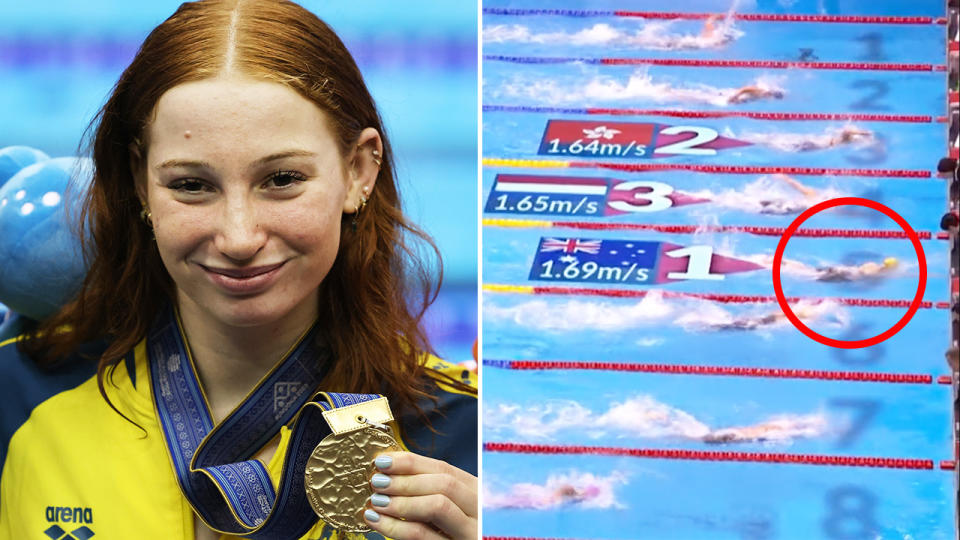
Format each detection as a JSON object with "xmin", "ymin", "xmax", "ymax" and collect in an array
[{"xmin": 493, "ymin": 174, "xmax": 608, "ymax": 195}]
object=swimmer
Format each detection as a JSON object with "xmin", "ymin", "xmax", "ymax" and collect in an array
[
  {"xmin": 697, "ymin": 302, "xmax": 826, "ymax": 332},
  {"xmin": 796, "ymin": 126, "xmax": 874, "ymax": 151},
  {"xmin": 727, "ymin": 85, "xmax": 785, "ymax": 105},
  {"xmin": 832, "ymin": 125, "xmax": 874, "ymax": 145},
  {"xmin": 698, "ymin": 14, "xmax": 738, "ymax": 47},
  {"xmin": 701, "ymin": 14, "xmax": 722, "ymax": 38},
  {"xmin": 702, "ymin": 414, "xmax": 827, "ymax": 445},
  {"xmin": 707, "ymin": 312, "xmax": 783, "ymax": 331},
  {"xmin": 756, "ymin": 174, "xmax": 818, "ymax": 215},
  {"xmin": 553, "ymin": 483, "xmax": 600, "ymax": 504},
  {"xmin": 814, "ymin": 257, "xmax": 898, "ymax": 282},
  {"xmin": 486, "ymin": 475, "xmax": 613, "ymax": 510},
  {"xmin": 703, "ymin": 423, "xmax": 782, "ymax": 444},
  {"xmin": 750, "ymin": 125, "xmax": 876, "ymax": 153}
]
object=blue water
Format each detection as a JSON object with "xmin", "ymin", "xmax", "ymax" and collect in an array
[
  {"xmin": 483, "ymin": 112, "xmax": 944, "ymax": 169},
  {"xmin": 483, "ymin": 18, "xmax": 947, "ymax": 64},
  {"xmin": 482, "ymin": 1, "xmax": 955, "ymax": 538}
]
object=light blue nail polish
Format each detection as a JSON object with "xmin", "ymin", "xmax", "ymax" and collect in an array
[
  {"xmin": 370, "ymin": 493, "xmax": 390, "ymax": 507},
  {"xmin": 371, "ymin": 473, "xmax": 391, "ymax": 488},
  {"xmin": 364, "ymin": 509, "xmax": 380, "ymax": 523},
  {"xmin": 374, "ymin": 455, "xmax": 393, "ymax": 470}
]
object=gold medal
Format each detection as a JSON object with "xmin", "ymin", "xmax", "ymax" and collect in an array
[{"xmin": 304, "ymin": 426, "xmax": 401, "ymax": 532}]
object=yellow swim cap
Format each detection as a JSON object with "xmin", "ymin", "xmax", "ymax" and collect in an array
[{"xmin": 883, "ymin": 257, "xmax": 898, "ymax": 268}]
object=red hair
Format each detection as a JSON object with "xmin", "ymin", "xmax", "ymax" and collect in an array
[{"xmin": 23, "ymin": 0, "xmax": 473, "ymax": 426}]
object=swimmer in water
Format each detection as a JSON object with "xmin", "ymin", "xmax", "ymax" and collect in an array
[
  {"xmin": 833, "ymin": 126, "xmax": 873, "ymax": 145},
  {"xmin": 708, "ymin": 312, "xmax": 784, "ymax": 331},
  {"xmin": 727, "ymin": 85, "xmax": 785, "ymax": 105},
  {"xmin": 553, "ymin": 484, "xmax": 600, "ymax": 504},
  {"xmin": 756, "ymin": 174, "xmax": 819, "ymax": 215},
  {"xmin": 699, "ymin": 14, "xmax": 737, "ymax": 47},
  {"xmin": 814, "ymin": 257, "xmax": 899, "ymax": 282},
  {"xmin": 700, "ymin": 303, "xmax": 824, "ymax": 332},
  {"xmin": 795, "ymin": 126, "xmax": 875, "ymax": 152},
  {"xmin": 702, "ymin": 421, "xmax": 798, "ymax": 444}
]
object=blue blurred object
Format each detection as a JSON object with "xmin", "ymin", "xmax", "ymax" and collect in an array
[
  {"xmin": 0, "ymin": 146, "xmax": 49, "ymax": 187},
  {"xmin": 0, "ymin": 312, "xmax": 26, "ymax": 343},
  {"xmin": 0, "ymin": 157, "xmax": 92, "ymax": 320}
]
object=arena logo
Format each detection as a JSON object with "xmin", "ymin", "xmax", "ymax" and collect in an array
[{"xmin": 44, "ymin": 506, "xmax": 94, "ymax": 540}]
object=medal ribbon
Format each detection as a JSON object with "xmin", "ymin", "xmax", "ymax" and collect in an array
[{"xmin": 148, "ymin": 308, "xmax": 380, "ymax": 539}]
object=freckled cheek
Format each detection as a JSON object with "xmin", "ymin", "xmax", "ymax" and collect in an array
[
  {"xmin": 151, "ymin": 208, "xmax": 215, "ymax": 260},
  {"xmin": 264, "ymin": 206, "xmax": 343, "ymax": 246}
]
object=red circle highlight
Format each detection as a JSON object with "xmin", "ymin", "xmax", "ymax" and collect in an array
[{"xmin": 771, "ymin": 197, "xmax": 926, "ymax": 349}]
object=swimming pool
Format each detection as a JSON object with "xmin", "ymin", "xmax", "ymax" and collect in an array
[{"xmin": 481, "ymin": 1, "xmax": 956, "ymax": 539}]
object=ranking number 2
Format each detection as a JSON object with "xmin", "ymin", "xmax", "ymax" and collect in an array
[{"xmin": 654, "ymin": 126, "xmax": 719, "ymax": 156}]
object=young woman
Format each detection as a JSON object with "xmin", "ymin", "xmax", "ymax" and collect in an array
[{"xmin": 0, "ymin": 1, "xmax": 477, "ymax": 539}]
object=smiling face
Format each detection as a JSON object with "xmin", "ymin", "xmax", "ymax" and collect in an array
[{"xmin": 139, "ymin": 74, "xmax": 374, "ymax": 330}]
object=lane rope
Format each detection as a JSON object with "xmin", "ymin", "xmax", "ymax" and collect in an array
[
  {"xmin": 482, "ymin": 157, "xmax": 932, "ymax": 179},
  {"xmin": 482, "ymin": 218, "xmax": 951, "ymax": 240},
  {"xmin": 482, "ymin": 218, "xmax": 950, "ymax": 240},
  {"xmin": 484, "ymin": 55, "xmax": 947, "ymax": 72},
  {"xmin": 483, "ymin": 359, "xmax": 937, "ymax": 384},
  {"xmin": 483, "ymin": 105, "xmax": 937, "ymax": 123},
  {"xmin": 483, "ymin": 284, "xmax": 952, "ymax": 309},
  {"xmin": 482, "ymin": 8, "xmax": 942, "ymax": 25},
  {"xmin": 484, "ymin": 442, "xmax": 938, "ymax": 470}
]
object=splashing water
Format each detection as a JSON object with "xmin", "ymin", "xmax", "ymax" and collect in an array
[
  {"xmin": 737, "ymin": 124, "xmax": 876, "ymax": 153},
  {"xmin": 485, "ymin": 395, "xmax": 832, "ymax": 445},
  {"xmin": 484, "ymin": 394, "xmax": 712, "ymax": 440},
  {"xmin": 686, "ymin": 175, "xmax": 847, "ymax": 216},
  {"xmin": 675, "ymin": 298, "xmax": 850, "ymax": 333},
  {"xmin": 704, "ymin": 412, "xmax": 831, "ymax": 445},
  {"xmin": 496, "ymin": 70, "xmax": 786, "ymax": 107},
  {"xmin": 483, "ymin": 16, "xmax": 744, "ymax": 50},
  {"xmin": 483, "ymin": 289, "xmax": 675, "ymax": 332},
  {"xmin": 484, "ymin": 470, "xmax": 629, "ymax": 510}
]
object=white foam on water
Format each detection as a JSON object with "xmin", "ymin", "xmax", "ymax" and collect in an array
[
  {"xmin": 486, "ymin": 396, "xmax": 833, "ymax": 446},
  {"xmin": 686, "ymin": 175, "xmax": 847, "ymax": 216},
  {"xmin": 484, "ymin": 469, "xmax": 628, "ymax": 510},
  {"xmin": 675, "ymin": 298, "xmax": 850, "ymax": 333},
  {"xmin": 738, "ymin": 124, "xmax": 876, "ymax": 153},
  {"xmin": 704, "ymin": 411, "xmax": 831, "ymax": 445},
  {"xmin": 484, "ymin": 17, "xmax": 743, "ymax": 50},
  {"xmin": 495, "ymin": 69, "xmax": 785, "ymax": 107},
  {"xmin": 484, "ymin": 394, "xmax": 712, "ymax": 440},
  {"xmin": 483, "ymin": 289, "xmax": 675, "ymax": 331}
]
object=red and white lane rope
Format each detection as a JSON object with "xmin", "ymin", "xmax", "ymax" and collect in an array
[
  {"xmin": 484, "ymin": 442, "xmax": 940, "ymax": 470},
  {"xmin": 483, "ymin": 284, "xmax": 952, "ymax": 310},
  {"xmin": 482, "ymin": 218, "xmax": 951, "ymax": 240}
]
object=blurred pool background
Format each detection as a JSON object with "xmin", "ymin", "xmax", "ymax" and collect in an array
[{"xmin": 0, "ymin": 1, "xmax": 478, "ymax": 361}]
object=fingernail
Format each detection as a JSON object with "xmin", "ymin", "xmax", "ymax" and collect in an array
[
  {"xmin": 370, "ymin": 493, "xmax": 390, "ymax": 507},
  {"xmin": 374, "ymin": 455, "xmax": 393, "ymax": 469},
  {"xmin": 371, "ymin": 473, "xmax": 391, "ymax": 488},
  {"xmin": 364, "ymin": 509, "xmax": 380, "ymax": 523}
]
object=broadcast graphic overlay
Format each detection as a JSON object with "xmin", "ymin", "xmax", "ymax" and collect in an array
[{"xmin": 482, "ymin": 2, "xmax": 958, "ymax": 539}]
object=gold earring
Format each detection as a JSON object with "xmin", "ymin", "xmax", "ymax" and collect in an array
[
  {"xmin": 140, "ymin": 205, "xmax": 153, "ymax": 227},
  {"xmin": 371, "ymin": 149, "xmax": 382, "ymax": 167},
  {"xmin": 351, "ymin": 195, "xmax": 368, "ymax": 231}
]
